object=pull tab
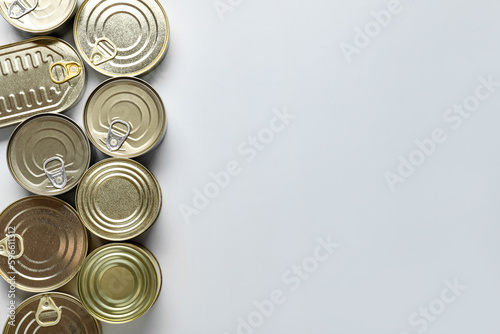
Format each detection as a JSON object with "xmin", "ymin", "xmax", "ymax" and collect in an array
[
  {"xmin": 106, "ymin": 120, "xmax": 131, "ymax": 152},
  {"xmin": 91, "ymin": 38, "xmax": 117, "ymax": 65},
  {"xmin": 35, "ymin": 296, "xmax": 62, "ymax": 327},
  {"xmin": 0, "ymin": 234, "xmax": 24, "ymax": 260},
  {"xmin": 43, "ymin": 157, "xmax": 67, "ymax": 189},
  {"xmin": 8, "ymin": 0, "xmax": 37, "ymax": 19},
  {"xmin": 49, "ymin": 62, "xmax": 82, "ymax": 84}
]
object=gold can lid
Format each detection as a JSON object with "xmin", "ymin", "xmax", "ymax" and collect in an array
[
  {"xmin": 0, "ymin": 0, "xmax": 77, "ymax": 34},
  {"xmin": 76, "ymin": 158, "xmax": 162, "ymax": 241},
  {"xmin": 0, "ymin": 37, "xmax": 86, "ymax": 128},
  {"xmin": 0, "ymin": 196, "xmax": 88, "ymax": 292},
  {"xmin": 74, "ymin": 0, "xmax": 169, "ymax": 77},
  {"xmin": 78, "ymin": 243, "xmax": 162, "ymax": 323},
  {"xmin": 84, "ymin": 77, "xmax": 167, "ymax": 158},
  {"xmin": 7, "ymin": 114, "xmax": 91, "ymax": 196},
  {"xmin": 3, "ymin": 292, "xmax": 101, "ymax": 333}
]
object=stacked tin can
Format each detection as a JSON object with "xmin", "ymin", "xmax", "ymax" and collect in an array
[{"xmin": 0, "ymin": 0, "xmax": 169, "ymax": 331}]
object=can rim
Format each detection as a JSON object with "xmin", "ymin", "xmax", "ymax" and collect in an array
[
  {"xmin": 75, "ymin": 157, "xmax": 162, "ymax": 241},
  {"xmin": 7, "ymin": 113, "xmax": 91, "ymax": 196},
  {"xmin": 83, "ymin": 76, "xmax": 167, "ymax": 158},
  {"xmin": 0, "ymin": 0, "xmax": 78, "ymax": 34},
  {"xmin": 0, "ymin": 196, "xmax": 89, "ymax": 292},
  {"xmin": 77, "ymin": 242, "xmax": 162, "ymax": 324},
  {"xmin": 73, "ymin": 0, "xmax": 170, "ymax": 77},
  {"xmin": 2, "ymin": 292, "xmax": 101, "ymax": 334}
]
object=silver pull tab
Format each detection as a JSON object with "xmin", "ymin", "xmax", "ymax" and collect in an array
[
  {"xmin": 106, "ymin": 120, "xmax": 131, "ymax": 152},
  {"xmin": 35, "ymin": 296, "xmax": 62, "ymax": 327},
  {"xmin": 0, "ymin": 234, "xmax": 24, "ymax": 260},
  {"xmin": 43, "ymin": 157, "xmax": 67, "ymax": 189},
  {"xmin": 91, "ymin": 38, "xmax": 117, "ymax": 65},
  {"xmin": 8, "ymin": 0, "xmax": 37, "ymax": 19}
]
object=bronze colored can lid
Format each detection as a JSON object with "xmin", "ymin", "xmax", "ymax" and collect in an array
[
  {"xmin": 7, "ymin": 114, "xmax": 91, "ymax": 196},
  {"xmin": 84, "ymin": 77, "xmax": 167, "ymax": 158},
  {"xmin": 2, "ymin": 292, "xmax": 101, "ymax": 333},
  {"xmin": 76, "ymin": 158, "xmax": 162, "ymax": 241},
  {"xmin": 74, "ymin": 0, "xmax": 169, "ymax": 77},
  {"xmin": 78, "ymin": 243, "xmax": 162, "ymax": 323},
  {"xmin": 0, "ymin": 196, "xmax": 88, "ymax": 292}
]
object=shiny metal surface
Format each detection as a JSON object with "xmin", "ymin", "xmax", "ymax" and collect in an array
[
  {"xmin": 78, "ymin": 243, "xmax": 162, "ymax": 324},
  {"xmin": 0, "ymin": 196, "xmax": 88, "ymax": 292},
  {"xmin": 2, "ymin": 292, "xmax": 101, "ymax": 333},
  {"xmin": 84, "ymin": 77, "xmax": 167, "ymax": 158},
  {"xmin": 7, "ymin": 114, "xmax": 91, "ymax": 196},
  {"xmin": 0, "ymin": 37, "xmax": 85, "ymax": 128},
  {"xmin": 74, "ymin": 0, "xmax": 169, "ymax": 77},
  {"xmin": 76, "ymin": 158, "xmax": 162, "ymax": 240},
  {"xmin": 0, "ymin": 0, "xmax": 77, "ymax": 34}
]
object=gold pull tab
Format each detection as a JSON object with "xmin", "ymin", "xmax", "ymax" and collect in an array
[
  {"xmin": 49, "ymin": 62, "xmax": 82, "ymax": 84},
  {"xmin": 91, "ymin": 38, "xmax": 117, "ymax": 65},
  {"xmin": 0, "ymin": 234, "xmax": 24, "ymax": 260},
  {"xmin": 35, "ymin": 296, "xmax": 62, "ymax": 327},
  {"xmin": 8, "ymin": 0, "xmax": 37, "ymax": 19}
]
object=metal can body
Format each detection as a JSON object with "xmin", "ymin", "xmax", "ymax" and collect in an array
[
  {"xmin": 2, "ymin": 292, "xmax": 101, "ymax": 333},
  {"xmin": 76, "ymin": 158, "xmax": 162, "ymax": 240},
  {"xmin": 7, "ymin": 114, "xmax": 91, "ymax": 196},
  {"xmin": 0, "ymin": 196, "xmax": 88, "ymax": 292},
  {"xmin": 84, "ymin": 77, "xmax": 167, "ymax": 158},
  {"xmin": 78, "ymin": 243, "xmax": 162, "ymax": 324},
  {"xmin": 74, "ymin": 0, "xmax": 169, "ymax": 77},
  {"xmin": 0, "ymin": 0, "xmax": 77, "ymax": 34},
  {"xmin": 0, "ymin": 37, "xmax": 85, "ymax": 128}
]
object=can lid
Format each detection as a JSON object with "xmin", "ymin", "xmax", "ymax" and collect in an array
[
  {"xmin": 0, "ymin": 0, "xmax": 77, "ymax": 34},
  {"xmin": 76, "ymin": 158, "xmax": 162, "ymax": 241},
  {"xmin": 0, "ymin": 196, "xmax": 88, "ymax": 292},
  {"xmin": 2, "ymin": 292, "xmax": 101, "ymax": 333},
  {"xmin": 74, "ymin": 0, "xmax": 169, "ymax": 77},
  {"xmin": 84, "ymin": 77, "xmax": 167, "ymax": 158},
  {"xmin": 78, "ymin": 243, "xmax": 162, "ymax": 323},
  {"xmin": 7, "ymin": 114, "xmax": 91, "ymax": 196}
]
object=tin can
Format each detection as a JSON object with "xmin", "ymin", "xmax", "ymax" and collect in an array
[
  {"xmin": 7, "ymin": 114, "xmax": 91, "ymax": 196},
  {"xmin": 76, "ymin": 158, "xmax": 162, "ymax": 241},
  {"xmin": 84, "ymin": 77, "xmax": 167, "ymax": 158},
  {"xmin": 2, "ymin": 292, "xmax": 101, "ymax": 333},
  {"xmin": 0, "ymin": 0, "xmax": 77, "ymax": 34},
  {"xmin": 78, "ymin": 243, "xmax": 162, "ymax": 324},
  {"xmin": 74, "ymin": 0, "xmax": 169, "ymax": 77},
  {"xmin": 0, "ymin": 37, "xmax": 85, "ymax": 128},
  {"xmin": 0, "ymin": 196, "xmax": 88, "ymax": 292}
]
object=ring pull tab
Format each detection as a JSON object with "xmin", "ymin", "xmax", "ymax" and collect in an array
[
  {"xmin": 0, "ymin": 234, "xmax": 24, "ymax": 260},
  {"xmin": 43, "ymin": 157, "xmax": 67, "ymax": 189},
  {"xmin": 35, "ymin": 296, "xmax": 62, "ymax": 327},
  {"xmin": 49, "ymin": 62, "xmax": 82, "ymax": 84},
  {"xmin": 91, "ymin": 38, "xmax": 117, "ymax": 65},
  {"xmin": 8, "ymin": 0, "xmax": 37, "ymax": 19},
  {"xmin": 106, "ymin": 120, "xmax": 131, "ymax": 152}
]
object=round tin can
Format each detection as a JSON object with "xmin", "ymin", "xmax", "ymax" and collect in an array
[
  {"xmin": 74, "ymin": 0, "xmax": 169, "ymax": 77},
  {"xmin": 78, "ymin": 243, "xmax": 162, "ymax": 323},
  {"xmin": 76, "ymin": 158, "xmax": 162, "ymax": 241},
  {"xmin": 84, "ymin": 77, "xmax": 167, "ymax": 158},
  {"xmin": 0, "ymin": 37, "xmax": 86, "ymax": 128},
  {"xmin": 0, "ymin": 196, "xmax": 88, "ymax": 292},
  {"xmin": 0, "ymin": 0, "xmax": 77, "ymax": 34},
  {"xmin": 2, "ymin": 292, "xmax": 101, "ymax": 333},
  {"xmin": 7, "ymin": 114, "xmax": 91, "ymax": 196}
]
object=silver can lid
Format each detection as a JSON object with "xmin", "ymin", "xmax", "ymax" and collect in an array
[{"xmin": 74, "ymin": 0, "xmax": 169, "ymax": 77}]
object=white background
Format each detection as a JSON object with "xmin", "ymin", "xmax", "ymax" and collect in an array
[{"xmin": 0, "ymin": 0, "xmax": 500, "ymax": 333}]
